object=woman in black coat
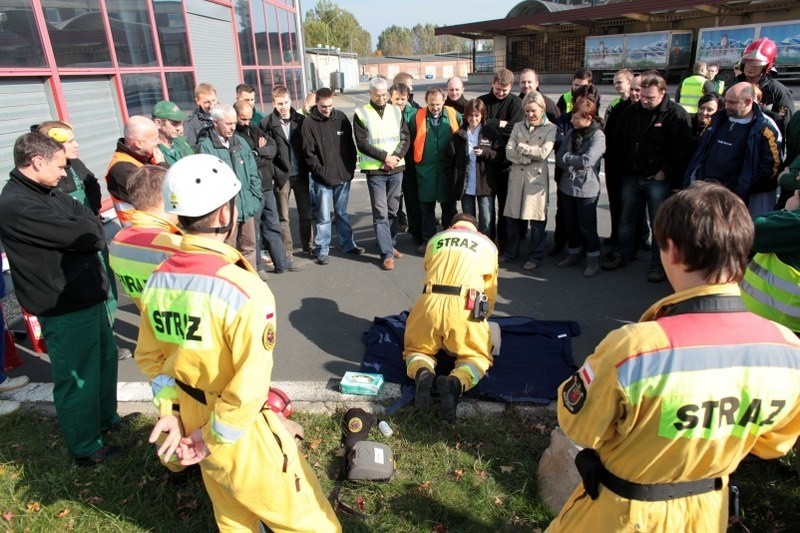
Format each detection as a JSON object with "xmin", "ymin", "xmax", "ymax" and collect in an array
[{"xmin": 444, "ymin": 98, "xmax": 502, "ymax": 236}]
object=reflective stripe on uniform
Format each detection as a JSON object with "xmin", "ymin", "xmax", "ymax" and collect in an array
[
  {"xmin": 210, "ymin": 412, "xmax": 246, "ymax": 444},
  {"xmin": 145, "ymin": 272, "xmax": 249, "ymax": 313},
  {"xmin": 355, "ymin": 104, "xmax": 405, "ymax": 170},
  {"xmin": 742, "ymin": 254, "xmax": 800, "ymax": 331}
]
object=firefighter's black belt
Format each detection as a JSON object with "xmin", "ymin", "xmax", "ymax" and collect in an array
[
  {"xmin": 423, "ymin": 284, "xmax": 461, "ymax": 295},
  {"xmin": 576, "ymin": 448, "xmax": 722, "ymax": 502},
  {"xmin": 176, "ymin": 379, "xmax": 207, "ymax": 405}
]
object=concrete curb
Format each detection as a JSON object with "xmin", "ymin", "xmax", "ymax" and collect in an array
[{"xmin": 0, "ymin": 381, "xmax": 557, "ymax": 419}]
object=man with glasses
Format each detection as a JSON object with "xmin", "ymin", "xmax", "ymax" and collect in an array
[
  {"xmin": 354, "ymin": 77, "xmax": 410, "ymax": 271},
  {"xmin": 152, "ymin": 101, "xmax": 193, "ymax": 166},
  {"xmin": 603, "ymin": 72, "xmax": 692, "ymax": 283}
]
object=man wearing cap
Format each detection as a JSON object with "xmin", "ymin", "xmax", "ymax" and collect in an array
[
  {"xmin": 153, "ymin": 101, "xmax": 193, "ymax": 166},
  {"xmin": 140, "ymin": 154, "xmax": 340, "ymax": 532},
  {"xmin": 404, "ymin": 213, "xmax": 498, "ymax": 423}
]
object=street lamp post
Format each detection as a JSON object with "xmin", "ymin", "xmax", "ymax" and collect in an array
[{"xmin": 324, "ymin": 11, "xmax": 343, "ymax": 89}]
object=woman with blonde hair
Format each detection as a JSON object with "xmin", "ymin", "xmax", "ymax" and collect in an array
[{"xmin": 503, "ymin": 91, "xmax": 556, "ymax": 270}]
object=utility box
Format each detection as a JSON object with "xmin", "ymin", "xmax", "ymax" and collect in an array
[{"xmin": 330, "ymin": 71, "xmax": 345, "ymax": 93}]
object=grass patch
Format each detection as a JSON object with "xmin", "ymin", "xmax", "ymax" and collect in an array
[{"xmin": 0, "ymin": 407, "xmax": 798, "ymax": 532}]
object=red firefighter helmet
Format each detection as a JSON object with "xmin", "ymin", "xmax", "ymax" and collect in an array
[
  {"xmin": 741, "ymin": 38, "xmax": 777, "ymax": 72},
  {"xmin": 267, "ymin": 387, "xmax": 293, "ymax": 418}
]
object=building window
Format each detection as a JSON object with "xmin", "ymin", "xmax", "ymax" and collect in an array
[
  {"xmin": 106, "ymin": 0, "xmax": 158, "ymax": 67},
  {"xmin": 122, "ymin": 73, "xmax": 162, "ymax": 116},
  {"xmin": 265, "ymin": 4, "xmax": 282, "ymax": 67},
  {"xmin": 235, "ymin": 0, "xmax": 256, "ymax": 66},
  {"xmin": 259, "ymin": 70, "xmax": 273, "ymax": 106},
  {"xmin": 153, "ymin": 0, "xmax": 191, "ymax": 67},
  {"xmin": 40, "ymin": 0, "xmax": 112, "ymax": 68},
  {"xmin": 0, "ymin": 1, "xmax": 47, "ymax": 68},
  {"xmin": 164, "ymin": 71, "xmax": 196, "ymax": 111}
]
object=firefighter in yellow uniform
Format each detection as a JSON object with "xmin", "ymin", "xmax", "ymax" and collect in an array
[
  {"xmin": 404, "ymin": 213, "xmax": 498, "ymax": 422},
  {"xmin": 138, "ymin": 154, "xmax": 340, "ymax": 533},
  {"xmin": 547, "ymin": 183, "xmax": 800, "ymax": 533},
  {"xmin": 108, "ymin": 165, "xmax": 186, "ymax": 472}
]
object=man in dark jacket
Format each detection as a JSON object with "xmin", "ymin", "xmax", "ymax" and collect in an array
[
  {"xmin": 262, "ymin": 85, "xmax": 314, "ymax": 256},
  {"xmin": 0, "ymin": 133, "xmax": 122, "ymax": 465},
  {"xmin": 479, "ymin": 68, "xmax": 524, "ymax": 251},
  {"xmin": 603, "ymin": 72, "xmax": 692, "ymax": 283},
  {"xmin": 301, "ymin": 87, "xmax": 363, "ymax": 265},
  {"xmin": 684, "ymin": 82, "xmax": 781, "ymax": 214},
  {"xmin": 445, "ymin": 76, "xmax": 468, "ymax": 115},
  {"xmin": 519, "ymin": 69, "xmax": 559, "ymax": 123},
  {"xmin": 354, "ymin": 76, "xmax": 411, "ymax": 271},
  {"xmin": 198, "ymin": 104, "xmax": 263, "ymax": 269},
  {"xmin": 234, "ymin": 101, "xmax": 301, "ymax": 277},
  {"xmin": 183, "ymin": 82, "xmax": 217, "ymax": 149}
]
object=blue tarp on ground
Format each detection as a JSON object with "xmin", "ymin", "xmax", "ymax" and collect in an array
[{"xmin": 361, "ymin": 312, "xmax": 581, "ymax": 404}]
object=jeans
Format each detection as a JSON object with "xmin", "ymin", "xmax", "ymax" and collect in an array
[
  {"xmin": 312, "ymin": 180, "xmax": 357, "ymax": 257},
  {"xmin": 257, "ymin": 192, "xmax": 290, "ymax": 272},
  {"xmin": 274, "ymin": 174, "xmax": 314, "ymax": 253},
  {"xmin": 461, "ymin": 194, "xmax": 494, "ymax": 237},
  {"xmin": 562, "ymin": 194, "xmax": 600, "ymax": 255},
  {"xmin": 618, "ymin": 175, "xmax": 670, "ymax": 271},
  {"xmin": 367, "ymin": 172, "xmax": 403, "ymax": 259},
  {"xmin": 420, "ymin": 200, "xmax": 457, "ymax": 241},
  {"xmin": 504, "ymin": 218, "xmax": 546, "ymax": 265}
]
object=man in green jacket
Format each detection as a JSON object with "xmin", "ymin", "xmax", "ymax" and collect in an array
[
  {"xmin": 412, "ymin": 87, "xmax": 462, "ymax": 252},
  {"xmin": 153, "ymin": 100, "xmax": 193, "ymax": 167},
  {"xmin": 391, "ymin": 83, "xmax": 422, "ymax": 243},
  {"xmin": 198, "ymin": 103, "xmax": 263, "ymax": 269}
]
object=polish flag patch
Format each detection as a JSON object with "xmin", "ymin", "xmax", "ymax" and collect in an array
[
  {"xmin": 265, "ymin": 308, "xmax": 275, "ymax": 321},
  {"xmin": 579, "ymin": 363, "xmax": 594, "ymax": 387}
]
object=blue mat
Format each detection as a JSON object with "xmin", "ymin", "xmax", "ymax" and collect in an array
[{"xmin": 361, "ymin": 312, "xmax": 580, "ymax": 405}]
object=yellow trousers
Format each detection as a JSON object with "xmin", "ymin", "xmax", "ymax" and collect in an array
[
  {"xmin": 182, "ymin": 399, "xmax": 340, "ymax": 532},
  {"xmin": 403, "ymin": 293, "xmax": 493, "ymax": 391}
]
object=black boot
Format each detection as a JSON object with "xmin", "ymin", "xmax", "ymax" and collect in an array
[
  {"xmin": 436, "ymin": 375, "xmax": 462, "ymax": 423},
  {"xmin": 415, "ymin": 368, "xmax": 434, "ymax": 411}
]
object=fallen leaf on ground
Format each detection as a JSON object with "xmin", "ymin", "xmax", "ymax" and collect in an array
[
  {"xmin": 2, "ymin": 511, "xmax": 13, "ymax": 522},
  {"xmin": 309, "ymin": 437, "xmax": 322, "ymax": 450},
  {"xmin": 26, "ymin": 502, "xmax": 41, "ymax": 513},
  {"xmin": 494, "ymin": 496, "xmax": 504, "ymax": 506},
  {"xmin": 56, "ymin": 508, "xmax": 71, "ymax": 518},
  {"xmin": 452, "ymin": 468, "xmax": 464, "ymax": 482},
  {"xmin": 434, "ymin": 524, "xmax": 448, "ymax": 532},
  {"xmin": 86, "ymin": 496, "xmax": 103, "ymax": 506},
  {"xmin": 499, "ymin": 465, "xmax": 514, "ymax": 474}
]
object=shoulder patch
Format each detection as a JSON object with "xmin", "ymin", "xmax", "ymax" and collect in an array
[
  {"xmin": 578, "ymin": 363, "xmax": 594, "ymax": 387},
  {"xmin": 562, "ymin": 373, "xmax": 587, "ymax": 414},
  {"xmin": 263, "ymin": 323, "xmax": 276, "ymax": 351}
]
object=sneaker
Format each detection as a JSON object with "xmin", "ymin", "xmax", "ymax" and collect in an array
[
  {"xmin": 0, "ymin": 400, "xmax": 21, "ymax": 416},
  {"xmin": 415, "ymin": 368, "xmax": 434, "ymax": 411},
  {"xmin": 557, "ymin": 254, "xmax": 582, "ymax": 268},
  {"xmin": 117, "ymin": 347, "xmax": 133, "ymax": 360},
  {"xmin": 522, "ymin": 261, "xmax": 538, "ymax": 270},
  {"xmin": 0, "ymin": 375, "xmax": 30, "ymax": 393},
  {"xmin": 257, "ymin": 269, "xmax": 270, "ymax": 282},
  {"xmin": 602, "ymin": 255, "xmax": 625, "ymax": 271},
  {"xmin": 345, "ymin": 246, "xmax": 366, "ymax": 255},
  {"xmin": 392, "ymin": 248, "xmax": 404, "ymax": 259},
  {"xmin": 74, "ymin": 445, "xmax": 120, "ymax": 467},
  {"xmin": 316, "ymin": 255, "xmax": 329, "ymax": 265},
  {"xmin": 381, "ymin": 257, "xmax": 395, "ymax": 271},
  {"xmin": 261, "ymin": 254, "xmax": 273, "ymax": 266},
  {"xmin": 584, "ymin": 256, "xmax": 601, "ymax": 277},
  {"xmin": 647, "ymin": 270, "xmax": 666, "ymax": 283},
  {"xmin": 436, "ymin": 375, "xmax": 462, "ymax": 423}
]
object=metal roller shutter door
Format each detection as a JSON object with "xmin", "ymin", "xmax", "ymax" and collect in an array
[
  {"xmin": 0, "ymin": 79, "xmax": 57, "ymax": 187},
  {"xmin": 186, "ymin": 11, "xmax": 239, "ymax": 105},
  {"xmin": 60, "ymin": 77, "xmax": 123, "ymax": 198}
]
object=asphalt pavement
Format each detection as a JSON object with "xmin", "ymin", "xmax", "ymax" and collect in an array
[{"xmin": 3, "ymin": 79, "xmax": 679, "ymax": 401}]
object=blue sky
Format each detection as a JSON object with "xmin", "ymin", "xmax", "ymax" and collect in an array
[{"xmin": 304, "ymin": 0, "xmax": 512, "ymax": 47}]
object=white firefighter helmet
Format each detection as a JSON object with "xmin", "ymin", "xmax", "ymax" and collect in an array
[{"xmin": 162, "ymin": 154, "xmax": 241, "ymax": 217}]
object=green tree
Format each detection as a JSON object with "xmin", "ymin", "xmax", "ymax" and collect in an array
[
  {"xmin": 439, "ymin": 34, "xmax": 472, "ymax": 54},
  {"xmin": 304, "ymin": 0, "xmax": 371, "ymax": 54},
  {"xmin": 412, "ymin": 23, "xmax": 437, "ymax": 55},
  {"xmin": 377, "ymin": 25, "xmax": 413, "ymax": 56}
]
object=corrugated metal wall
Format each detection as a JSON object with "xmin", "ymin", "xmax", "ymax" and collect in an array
[{"xmin": 186, "ymin": 9, "xmax": 240, "ymax": 105}]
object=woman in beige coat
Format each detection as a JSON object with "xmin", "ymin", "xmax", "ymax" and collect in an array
[{"xmin": 503, "ymin": 91, "xmax": 557, "ymax": 269}]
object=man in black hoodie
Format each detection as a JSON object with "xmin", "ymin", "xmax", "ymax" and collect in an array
[
  {"xmin": 0, "ymin": 133, "xmax": 122, "ymax": 465},
  {"xmin": 234, "ymin": 101, "xmax": 301, "ymax": 277},
  {"xmin": 301, "ymin": 88, "xmax": 363, "ymax": 265},
  {"xmin": 603, "ymin": 72, "xmax": 692, "ymax": 283},
  {"xmin": 479, "ymin": 68, "xmax": 524, "ymax": 252}
]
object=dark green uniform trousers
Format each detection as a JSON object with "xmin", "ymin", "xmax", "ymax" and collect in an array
[{"xmin": 39, "ymin": 301, "xmax": 119, "ymax": 458}]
